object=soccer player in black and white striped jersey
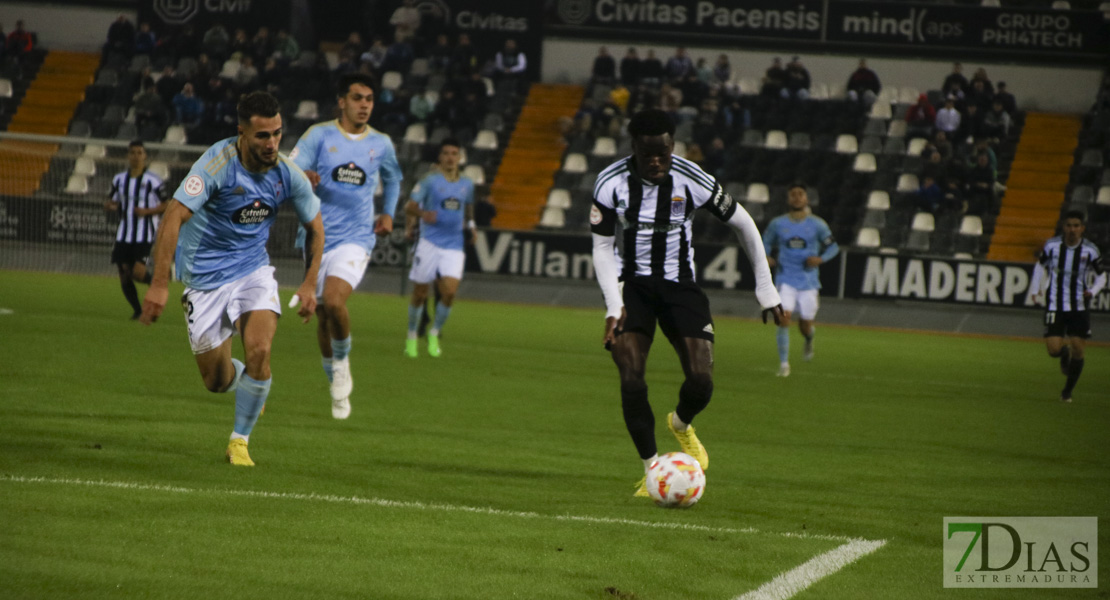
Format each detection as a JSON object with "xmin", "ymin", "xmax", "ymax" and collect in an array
[
  {"xmin": 102, "ymin": 140, "xmax": 167, "ymax": 319},
  {"xmin": 1030, "ymin": 210, "xmax": 1106, "ymax": 402},
  {"xmin": 591, "ymin": 109, "xmax": 784, "ymax": 497}
]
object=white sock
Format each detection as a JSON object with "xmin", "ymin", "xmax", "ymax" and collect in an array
[
  {"xmin": 671, "ymin": 412, "xmax": 689, "ymax": 432},
  {"xmin": 430, "ymin": 328, "xmax": 440, "ymax": 336},
  {"xmin": 230, "ymin": 432, "xmax": 248, "ymax": 443},
  {"xmin": 642, "ymin": 454, "xmax": 658, "ymax": 474},
  {"xmin": 407, "ymin": 331, "xmax": 417, "ymax": 340}
]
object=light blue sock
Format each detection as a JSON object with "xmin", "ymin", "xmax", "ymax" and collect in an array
[
  {"xmin": 408, "ymin": 304, "xmax": 424, "ymax": 334},
  {"xmin": 432, "ymin": 301, "xmax": 451, "ymax": 334},
  {"xmin": 225, "ymin": 358, "xmax": 246, "ymax": 393},
  {"xmin": 233, "ymin": 374, "xmax": 271, "ymax": 437},
  {"xmin": 321, "ymin": 357, "xmax": 334, "ymax": 383},
  {"xmin": 331, "ymin": 336, "xmax": 351, "ymax": 361},
  {"xmin": 776, "ymin": 327, "xmax": 790, "ymax": 363}
]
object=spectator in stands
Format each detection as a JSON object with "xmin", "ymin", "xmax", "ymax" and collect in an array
[
  {"xmin": 6, "ymin": 20, "xmax": 34, "ymax": 59},
  {"xmin": 941, "ymin": 62, "xmax": 968, "ymax": 96},
  {"xmin": 935, "ymin": 96, "xmax": 961, "ymax": 136},
  {"xmin": 134, "ymin": 22, "xmax": 157, "ymax": 56},
  {"xmin": 640, "ymin": 49, "xmax": 663, "ymax": 85},
  {"xmin": 134, "ymin": 83, "xmax": 169, "ymax": 130},
  {"xmin": 391, "ymin": 0, "xmax": 421, "ymax": 44},
  {"xmin": 105, "ymin": 14, "xmax": 135, "ymax": 57},
  {"xmin": 981, "ymin": 99, "xmax": 1011, "ymax": 141},
  {"xmin": 230, "ymin": 28, "xmax": 252, "ymax": 58},
  {"xmin": 955, "ymin": 102, "xmax": 985, "ymax": 146},
  {"xmin": 451, "ymin": 33, "xmax": 479, "ymax": 79},
  {"xmin": 155, "ymin": 64, "xmax": 184, "ymax": 106},
  {"xmin": 251, "ymin": 27, "xmax": 272, "ymax": 64},
  {"xmin": 620, "ymin": 47, "xmax": 641, "ymax": 87},
  {"xmin": 929, "ymin": 130, "xmax": 953, "ymax": 162},
  {"xmin": 905, "ymin": 93, "xmax": 936, "ymax": 139},
  {"xmin": 193, "ymin": 53, "xmax": 216, "ymax": 87},
  {"xmin": 658, "ymin": 82, "xmax": 682, "ymax": 117},
  {"xmin": 430, "ymin": 88, "xmax": 461, "ymax": 131},
  {"xmin": 493, "ymin": 39, "xmax": 527, "ymax": 88},
  {"xmin": 694, "ymin": 57, "xmax": 713, "ymax": 85},
  {"xmin": 360, "ymin": 37, "xmax": 388, "ymax": 73},
  {"xmin": 761, "ymin": 57, "xmax": 786, "ymax": 98},
  {"xmin": 994, "ymin": 81, "xmax": 1017, "ymax": 115},
  {"xmin": 428, "ymin": 33, "xmax": 452, "ymax": 73},
  {"xmin": 942, "ymin": 78, "xmax": 965, "ymax": 104},
  {"xmin": 970, "ymin": 67, "xmax": 994, "ymax": 95},
  {"xmin": 272, "ymin": 29, "xmax": 299, "ymax": 65},
  {"xmin": 966, "ymin": 78, "xmax": 993, "ymax": 112},
  {"xmin": 964, "ymin": 152, "xmax": 996, "ymax": 215},
  {"xmin": 382, "ymin": 36, "xmax": 415, "ymax": 74},
  {"xmin": 172, "ymin": 82, "xmax": 205, "ymax": 130},
  {"xmin": 409, "ymin": 89, "xmax": 433, "ymax": 122},
  {"xmin": 609, "ymin": 83, "xmax": 630, "ymax": 114},
  {"xmin": 591, "ymin": 46, "xmax": 616, "ymax": 84},
  {"xmin": 781, "ymin": 56, "xmax": 810, "ymax": 100},
  {"xmin": 921, "ymin": 149, "xmax": 948, "ymax": 185},
  {"xmin": 169, "ymin": 24, "xmax": 201, "ymax": 62},
  {"xmin": 702, "ymin": 136, "xmax": 726, "ymax": 179},
  {"xmin": 342, "ymin": 31, "xmax": 365, "ymax": 60},
  {"xmin": 664, "ymin": 47, "xmax": 693, "ymax": 82},
  {"xmin": 259, "ymin": 56, "xmax": 283, "ymax": 95},
  {"xmin": 202, "ymin": 23, "xmax": 230, "ymax": 62},
  {"xmin": 213, "ymin": 87, "xmax": 238, "ymax": 126},
  {"xmin": 845, "ymin": 58, "xmax": 881, "ymax": 106},
  {"xmin": 678, "ymin": 72, "xmax": 706, "ymax": 109},
  {"xmin": 915, "ymin": 174, "xmax": 945, "ymax": 215},
  {"xmin": 235, "ymin": 55, "xmax": 260, "ymax": 90},
  {"xmin": 712, "ymin": 54, "xmax": 731, "ymax": 87},
  {"xmin": 967, "ymin": 137, "xmax": 997, "ymax": 173}
]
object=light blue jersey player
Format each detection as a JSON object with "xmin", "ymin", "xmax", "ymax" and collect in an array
[
  {"xmin": 291, "ymin": 73, "xmax": 403, "ymax": 420},
  {"xmin": 762, "ymin": 184, "xmax": 839, "ymax": 377},
  {"xmin": 403, "ymin": 139, "xmax": 475, "ymax": 358},
  {"xmin": 140, "ymin": 91, "xmax": 324, "ymax": 467}
]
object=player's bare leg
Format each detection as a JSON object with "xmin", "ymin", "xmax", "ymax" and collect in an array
[
  {"xmin": 667, "ymin": 337, "xmax": 712, "ymax": 470},
  {"xmin": 1045, "ymin": 336, "xmax": 1069, "ymax": 375},
  {"xmin": 427, "ymin": 276, "xmax": 460, "ymax": 357},
  {"xmin": 406, "ymin": 283, "xmax": 431, "ymax": 357},
  {"xmin": 776, "ymin": 309, "xmax": 794, "ymax": 376},
  {"xmin": 611, "ymin": 332, "xmax": 655, "ymax": 496},
  {"xmin": 321, "ymin": 276, "xmax": 354, "ymax": 417}
]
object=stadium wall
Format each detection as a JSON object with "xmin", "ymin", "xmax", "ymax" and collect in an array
[{"xmin": 540, "ymin": 38, "xmax": 1102, "ymax": 114}]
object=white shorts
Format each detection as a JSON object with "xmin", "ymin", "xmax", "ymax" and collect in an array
[
  {"xmin": 182, "ymin": 266, "xmax": 281, "ymax": 355},
  {"xmin": 408, "ymin": 238, "xmax": 465, "ymax": 284},
  {"xmin": 316, "ymin": 243, "xmax": 371, "ymax": 297},
  {"xmin": 778, "ymin": 283, "xmax": 819, "ymax": 321}
]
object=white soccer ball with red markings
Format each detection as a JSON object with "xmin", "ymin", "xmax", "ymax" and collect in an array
[{"xmin": 647, "ymin": 452, "xmax": 705, "ymax": 508}]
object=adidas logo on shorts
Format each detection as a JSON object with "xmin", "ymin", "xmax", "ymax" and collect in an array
[{"xmin": 703, "ymin": 324, "xmax": 714, "ymax": 334}]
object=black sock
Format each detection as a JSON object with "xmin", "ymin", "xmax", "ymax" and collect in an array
[
  {"xmin": 140, "ymin": 271, "xmax": 152, "ymax": 285},
  {"xmin": 1062, "ymin": 358, "xmax": 1084, "ymax": 398},
  {"xmin": 620, "ymin": 385, "xmax": 656, "ymax": 460},
  {"xmin": 121, "ymin": 279, "xmax": 141, "ymax": 314},
  {"xmin": 676, "ymin": 375, "xmax": 713, "ymax": 426}
]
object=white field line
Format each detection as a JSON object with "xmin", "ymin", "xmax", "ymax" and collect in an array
[
  {"xmin": 0, "ymin": 308, "xmax": 13, "ymax": 315},
  {"xmin": 4, "ymin": 475, "xmax": 888, "ymax": 599},
  {"xmin": 735, "ymin": 539, "xmax": 887, "ymax": 600}
]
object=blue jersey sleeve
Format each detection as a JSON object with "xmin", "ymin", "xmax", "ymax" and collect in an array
[
  {"xmin": 284, "ymin": 158, "xmax": 321, "ymax": 223},
  {"xmin": 815, "ymin": 217, "xmax": 839, "ymax": 262},
  {"xmin": 379, "ymin": 141, "xmax": 403, "ymax": 218},
  {"xmin": 412, "ymin": 174, "xmax": 433, "ymax": 210},
  {"xmin": 173, "ymin": 145, "xmax": 226, "ymax": 213},
  {"xmin": 763, "ymin": 217, "xmax": 780, "ymax": 257},
  {"xmin": 291, "ymin": 125, "xmax": 322, "ymax": 173}
]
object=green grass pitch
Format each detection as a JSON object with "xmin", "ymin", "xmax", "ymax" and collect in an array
[{"xmin": 1, "ymin": 270, "xmax": 1106, "ymax": 599}]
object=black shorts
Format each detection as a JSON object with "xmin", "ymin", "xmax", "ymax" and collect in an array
[
  {"xmin": 619, "ymin": 277, "xmax": 714, "ymax": 343},
  {"xmin": 110, "ymin": 242, "xmax": 152, "ymax": 266},
  {"xmin": 1043, "ymin": 310, "xmax": 1091, "ymax": 339}
]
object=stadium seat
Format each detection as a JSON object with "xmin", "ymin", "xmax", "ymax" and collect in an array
[
  {"xmin": 295, "ymin": 100, "xmax": 319, "ymax": 121},
  {"xmin": 149, "ymin": 161, "xmax": 170, "ymax": 181},
  {"xmin": 591, "ymin": 136, "xmax": 617, "ymax": 157},
  {"xmin": 1080, "ymin": 149, "xmax": 1103, "ymax": 168},
  {"xmin": 219, "ymin": 58, "xmax": 240, "ymax": 79},
  {"xmin": 867, "ymin": 190, "xmax": 891, "ymax": 210},
  {"xmin": 835, "ymin": 134, "xmax": 858, "ymax": 154},
  {"xmin": 887, "ymin": 120, "xmax": 907, "ymax": 138},
  {"xmin": 897, "ymin": 173, "xmax": 920, "ymax": 193},
  {"xmin": 809, "ymin": 82, "xmax": 829, "ymax": 100},
  {"xmin": 381, "ymin": 71, "xmax": 403, "ymax": 91},
  {"xmin": 853, "ymin": 153, "xmax": 877, "ymax": 173},
  {"xmin": 788, "ymin": 132, "xmax": 811, "ymax": 150},
  {"xmin": 764, "ymin": 130, "xmax": 788, "ymax": 149},
  {"xmin": 65, "ymin": 175, "xmax": 89, "ymax": 195},
  {"xmin": 911, "ymin": 211, "xmax": 935, "ymax": 232},
  {"xmin": 1097, "ymin": 186, "xmax": 1110, "ymax": 205},
  {"xmin": 862, "ymin": 209, "xmax": 886, "ymax": 229},
  {"xmin": 981, "ymin": 0, "xmax": 1001, "ymax": 5},
  {"xmin": 863, "ymin": 119, "xmax": 886, "ymax": 137},
  {"xmin": 859, "ymin": 136, "xmax": 883, "ymax": 154},
  {"xmin": 539, "ymin": 206, "xmax": 566, "ymax": 229},
  {"xmin": 1051, "ymin": 0, "xmax": 1070, "ymax": 8},
  {"xmin": 1071, "ymin": 185, "xmax": 1094, "ymax": 205},
  {"xmin": 403, "ymin": 123, "xmax": 427, "ymax": 145},
  {"xmin": 482, "ymin": 113, "xmax": 504, "ymax": 133},
  {"xmin": 82, "ymin": 144, "xmax": 106, "ymax": 159},
  {"xmin": 868, "ymin": 101, "xmax": 892, "ymax": 120},
  {"xmin": 546, "ymin": 188, "xmax": 572, "ymax": 209},
  {"xmin": 882, "ymin": 137, "xmax": 906, "ymax": 156},
  {"xmin": 673, "ymin": 140, "xmax": 687, "ymax": 158},
  {"xmin": 898, "ymin": 87, "xmax": 921, "ymax": 105},
  {"xmin": 463, "ymin": 164, "xmax": 485, "ymax": 185},
  {"xmin": 855, "ymin": 227, "xmax": 881, "ymax": 248},
  {"xmin": 741, "ymin": 130, "xmax": 763, "ymax": 148},
  {"xmin": 0, "ymin": 78, "xmax": 11, "ymax": 98},
  {"xmin": 409, "ymin": 58, "xmax": 429, "ymax": 78},
  {"xmin": 959, "ymin": 215, "xmax": 983, "ymax": 236},
  {"xmin": 563, "ymin": 153, "xmax": 588, "ymax": 174},
  {"xmin": 163, "ymin": 125, "xmax": 187, "ymax": 145},
  {"xmin": 746, "ymin": 183, "xmax": 770, "ymax": 204},
  {"xmin": 827, "ymin": 83, "xmax": 845, "ymax": 99},
  {"xmin": 472, "ymin": 130, "xmax": 498, "ymax": 150},
  {"xmin": 73, "ymin": 157, "xmax": 97, "ymax": 177},
  {"xmin": 738, "ymin": 78, "xmax": 760, "ymax": 95},
  {"xmin": 906, "ymin": 137, "xmax": 928, "ymax": 157}
]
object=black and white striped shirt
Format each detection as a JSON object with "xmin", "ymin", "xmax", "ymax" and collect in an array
[
  {"xmin": 591, "ymin": 155, "xmax": 736, "ymax": 282},
  {"xmin": 1032, "ymin": 236, "xmax": 1104, "ymax": 312},
  {"xmin": 108, "ymin": 169, "xmax": 165, "ymax": 243}
]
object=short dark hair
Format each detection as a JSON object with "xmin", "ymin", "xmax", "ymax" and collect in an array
[
  {"xmin": 237, "ymin": 91, "xmax": 280, "ymax": 124},
  {"xmin": 336, "ymin": 72, "xmax": 376, "ymax": 98},
  {"xmin": 627, "ymin": 109, "xmax": 675, "ymax": 138},
  {"xmin": 1064, "ymin": 210, "xmax": 1086, "ymax": 223},
  {"xmin": 128, "ymin": 139, "xmax": 145, "ymax": 150},
  {"xmin": 440, "ymin": 137, "xmax": 461, "ymax": 151},
  {"xmin": 788, "ymin": 182, "xmax": 807, "ymax": 192}
]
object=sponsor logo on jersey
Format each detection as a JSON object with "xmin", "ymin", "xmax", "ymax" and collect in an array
[
  {"xmin": 787, "ymin": 236, "xmax": 808, "ymax": 250},
  {"xmin": 232, "ymin": 199, "xmax": 273, "ymax": 225},
  {"xmin": 671, "ymin": 196, "xmax": 685, "ymax": 217},
  {"xmin": 590, "ymin": 205, "xmax": 602, "ymax": 225},
  {"xmin": 442, "ymin": 197, "xmax": 461, "ymax": 211},
  {"xmin": 332, "ymin": 163, "xmax": 367, "ymax": 186},
  {"xmin": 183, "ymin": 175, "xmax": 204, "ymax": 196}
]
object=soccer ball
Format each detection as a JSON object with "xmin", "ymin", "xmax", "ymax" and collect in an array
[{"xmin": 646, "ymin": 452, "xmax": 705, "ymax": 508}]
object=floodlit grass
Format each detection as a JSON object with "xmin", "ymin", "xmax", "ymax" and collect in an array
[{"xmin": 1, "ymin": 270, "xmax": 1107, "ymax": 599}]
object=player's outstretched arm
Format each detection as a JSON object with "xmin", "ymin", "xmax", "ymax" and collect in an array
[
  {"xmin": 294, "ymin": 212, "xmax": 325, "ymax": 323},
  {"xmin": 726, "ymin": 203, "xmax": 783, "ymax": 324},
  {"xmin": 592, "ymin": 232, "xmax": 625, "ymax": 347},
  {"xmin": 140, "ymin": 199, "xmax": 191, "ymax": 325}
]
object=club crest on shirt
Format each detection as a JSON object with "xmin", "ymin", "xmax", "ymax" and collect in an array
[
  {"xmin": 590, "ymin": 204, "xmax": 602, "ymax": 225},
  {"xmin": 787, "ymin": 236, "xmax": 807, "ymax": 249},
  {"xmin": 332, "ymin": 163, "xmax": 367, "ymax": 186},
  {"xmin": 328, "ymin": 146, "xmax": 338, "ymax": 153},
  {"xmin": 232, "ymin": 199, "xmax": 273, "ymax": 225},
  {"xmin": 442, "ymin": 197, "xmax": 461, "ymax": 211},
  {"xmin": 183, "ymin": 175, "xmax": 204, "ymax": 196},
  {"xmin": 671, "ymin": 196, "xmax": 685, "ymax": 217}
]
